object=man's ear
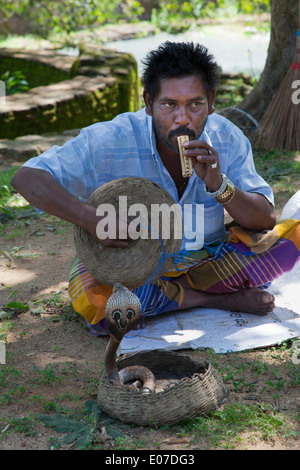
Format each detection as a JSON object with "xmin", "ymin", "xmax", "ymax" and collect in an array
[
  {"xmin": 208, "ymin": 90, "xmax": 216, "ymax": 115},
  {"xmin": 143, "ymin": 90, "xmax": 152, "ymax": 116}
]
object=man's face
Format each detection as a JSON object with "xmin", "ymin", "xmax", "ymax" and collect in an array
[{"xmin": 144, "ymin": 75, "xmax": 215, "ymax": 153}]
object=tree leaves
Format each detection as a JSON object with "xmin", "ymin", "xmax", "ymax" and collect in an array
[
  {"xmin": 0, "ymin": 0, "xmax": 145, "ymax": 38},
  {"xmin": 0, "ymin": 71, "xmax": 29, "ymax": 95},
  {"xmin": 0, "ymin": 301, "xmax": 29, "ymax": 320},
  {"xmin": 38, "ymin": 400, "xmax": 125, "ymax": 449}
]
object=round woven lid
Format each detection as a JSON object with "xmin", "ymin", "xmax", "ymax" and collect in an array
[{"xmin": 74, "ymin": 177, "xmax": 182, "ymax": 288}]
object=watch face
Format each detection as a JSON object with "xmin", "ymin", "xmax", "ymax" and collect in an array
[
  {"xmin": 206, "ymin": 175, "xmax": 235, "ymax": 201},
  {"xmin": 223, "ymin": 176, "xmax": 234, "ymax": 189}
]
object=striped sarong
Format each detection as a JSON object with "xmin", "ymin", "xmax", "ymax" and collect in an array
[{"xmin": 68, "ymin": 219, "xmax": 300, "ymax": 336}]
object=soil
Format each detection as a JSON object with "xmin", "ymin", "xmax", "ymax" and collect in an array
[{"xmin": 0, "ymin": 195, "xmax": 299, "ymax": 452}]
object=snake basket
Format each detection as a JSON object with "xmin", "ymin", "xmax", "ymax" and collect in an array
[{"xmin": 97, "ymin": 350, "xmax": 228, "ymax": 426}]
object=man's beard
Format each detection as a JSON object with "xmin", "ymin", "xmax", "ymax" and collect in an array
[{"xmin": 152, "ymin": 117, "xmax": 206, "ymax": 153}]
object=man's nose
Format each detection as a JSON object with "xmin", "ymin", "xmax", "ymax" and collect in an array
[{"xmin": 174, "ymin": 106, "xmax": 190, "ymax": 126}]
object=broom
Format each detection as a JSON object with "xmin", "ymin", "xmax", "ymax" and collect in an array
[{"xmin": 254, "ymin": 1, "xmax": 300, "ymax": 151}]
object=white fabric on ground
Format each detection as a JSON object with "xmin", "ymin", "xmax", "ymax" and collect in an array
[{"xmin": 119, "ymin": 262, "xmax": 300, "ymax": 355}]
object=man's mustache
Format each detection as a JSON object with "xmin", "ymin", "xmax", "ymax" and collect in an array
[{"xmin": 169, "ymin": 127, "xmax": 196, "ymax": 140}]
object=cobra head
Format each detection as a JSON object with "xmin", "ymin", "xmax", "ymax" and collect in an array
[{"xmin": 105, "ymin": 283, "xmax": 142, "ymax": 341}]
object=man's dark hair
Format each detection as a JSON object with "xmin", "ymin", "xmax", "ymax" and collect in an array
[{"xmin": 141, "ymin": 41, "xmax": 220, "ymax": 101}]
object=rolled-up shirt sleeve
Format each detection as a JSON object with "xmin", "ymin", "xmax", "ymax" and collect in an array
[
  {"xmin": 22, "ymin": 127, "xmax": 97, "ymax": 202},
  {"xmin": 230, "ymin": 133, "xmax": 274, "ymax": 204},
  {"xmin": 210, "ymin": 116, "xmax": 274, "ymax": 206}
]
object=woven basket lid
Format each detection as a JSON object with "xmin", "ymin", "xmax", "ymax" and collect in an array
[{"xmin": 74, "ymin": 177, "xmax": 182, "ymax": 288}]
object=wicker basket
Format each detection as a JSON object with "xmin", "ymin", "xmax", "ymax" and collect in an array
[
  {"xmin": 97, "ymin": 350, "xmax": 228, "ymax": 426},
  {"xmin": 74, "ymin": 177, "xmax": 182, "ymax": 289}
]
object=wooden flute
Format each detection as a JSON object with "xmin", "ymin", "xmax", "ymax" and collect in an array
[{"xmin": 177, "ymin": 135, "xmax": 193, "ymax": 178}]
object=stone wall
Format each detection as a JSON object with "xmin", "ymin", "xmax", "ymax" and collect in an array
[
  {"xmin": 0, "ymin": 49, "xmax": 72, "ymax": 88},
  {"xmin": 0, "ymin": 47, "xmax": 139, "ymax": 140}
]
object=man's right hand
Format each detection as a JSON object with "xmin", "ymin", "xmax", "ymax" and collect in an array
[{"xmin": 93, "ymin": 210, "xmax": 131, "ymax": 248}]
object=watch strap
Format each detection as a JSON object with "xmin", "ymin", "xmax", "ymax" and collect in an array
[
  {"xmin": 216, "ymin": 184, "xmax": 235, "ymax": 202},
  {"xmin": 205, "ymin": 174, "xmax": 227, "ymax": 198}
]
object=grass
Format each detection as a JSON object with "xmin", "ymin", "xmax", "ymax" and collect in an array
[
  {"xmin": 185, "ymin": 403, "xmax": 296, "ymax": 449},
  {"xmin": 0, "ymin": 166, "xmax": 33, "ymax": 226},
  {"xmin": 254, "ymin": 149, "xmax": 300, "ymax": 180},
  {"xmin": 0, "ymin": 167, "xmax": 19, "ymax": 204},
  {"xmin": 254, "ymin": 148, "xmax": 300, "ymax": 206}
]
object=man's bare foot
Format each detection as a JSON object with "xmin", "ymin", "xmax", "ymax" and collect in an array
[
  {"xmin": 177, "ymin": 277, "xmax": 275, "ymax": 316},
  {"xmin": 217, "ymin": 288, "xmax": 275, "ymax": 316}
]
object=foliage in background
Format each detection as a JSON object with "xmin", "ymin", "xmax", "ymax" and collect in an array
[
  {"xmin": 0, "ymin": 167, "xmax": 16, "ymax": 204},
  {"xmin": 0, "ymin": 70, "xmax": 29, "ymax": 95},
  {"xmin": 0, "ymin": 166, "xmax": 32, "ymax": 224},
  {"xmin": 0, "ymin": 0, "xmax": 145, "ymax": 38},
  {"xmin": 151, "ymin": 0, "xmax": 270, "ymax": 32},
  {"xmin": 0, "ymin": 0, "xmax": 270, "ymax": 38},
  {"xmin": 236, "ymin": 0, "xmax": 270, "ymax": 13}
]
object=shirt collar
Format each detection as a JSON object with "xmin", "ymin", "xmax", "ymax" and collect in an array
[{"xmin": 145, "ymin": 111, "xmax": 162, "ymax": 165}]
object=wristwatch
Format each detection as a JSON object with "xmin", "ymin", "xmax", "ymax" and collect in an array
[{"xmin": 206, "ymin": 174, "xmax": 235, "ymax": 204}]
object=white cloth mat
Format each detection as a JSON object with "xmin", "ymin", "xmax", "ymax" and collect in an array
[{"xmin": 119, "ymin": 262, "xmax": 300, "ymax": 355}]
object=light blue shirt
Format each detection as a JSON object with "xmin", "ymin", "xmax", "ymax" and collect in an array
[{"xmin": 23, "ymin": 108, "xmax": 274, "ymax": 249}]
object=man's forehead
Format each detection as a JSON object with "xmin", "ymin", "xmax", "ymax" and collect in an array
[{"xmin": 156, "ymin": 74, "xmax": 206, "ymax": 97}]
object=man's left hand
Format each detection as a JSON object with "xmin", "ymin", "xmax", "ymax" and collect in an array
[{"xmin": 182, "ymin": 139, "xmax": 222, "ymax": 192}]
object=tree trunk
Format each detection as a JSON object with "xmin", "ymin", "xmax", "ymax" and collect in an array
[{"xmin": 238, "ymin": 0, "xmax": 299, "ymax": 121}]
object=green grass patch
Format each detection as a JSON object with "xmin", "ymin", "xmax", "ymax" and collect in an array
[
  {"xmin": 0, "ymin": 366, "xmax": 25, "ymax": 405},
  {"xmin": 254, "ymin": 148, "xmax": 300, "ymax": 208},
  {"xmin": 0, "ymin": 166, "xmax": 33, "ymax": 224},
  {"xmin": 0, "ymin": 167, "xmax": 18, "ymax": 202},
  {"xmin": 254, "ymin": 149, "xmax": 300, "ymax": 184},
  {"xmin": 181, "ymin": 403, "xmax": 296, "ymax": 449},
  {"xmin": 254, "ymin": 149, "xmax": 300, "ymax": 175}
]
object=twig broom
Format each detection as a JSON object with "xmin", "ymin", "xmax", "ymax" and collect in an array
[{"xmin": 255, "ymin": 1, "xmax": 300, "ymax": 151}]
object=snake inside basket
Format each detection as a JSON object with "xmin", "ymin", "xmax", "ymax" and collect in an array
[
  {"xmin": 74, "ymin": 178, "xmax": 228, "ymax": 425},
  {"xmin": 97, "ymin": 283, "xmax": 228, "ymax": 426}
]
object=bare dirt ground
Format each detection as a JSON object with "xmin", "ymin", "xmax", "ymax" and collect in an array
[{"xmin": 0, "ymin": 198, "xmax": 299, "ymax": 452}]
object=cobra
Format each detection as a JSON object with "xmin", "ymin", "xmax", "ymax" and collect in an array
[{"xmin": 104, "ymin": 283, "xmax": 155, "ymax": 393}]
